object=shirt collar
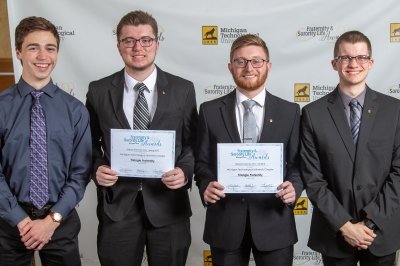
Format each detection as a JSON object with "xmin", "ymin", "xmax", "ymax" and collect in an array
[
  {"xmin": 124, "ymin": 67, "xmax": 158, "ymax": 92},
  {"xmin": 236, "ymin": 87, "xmax": 266, "ymax": 107},
  {"xmin": 339, "ymin": 87, "xmax": 366, "ymax": 108},
  {"xmin": 17, "ymin": 78, "xmax": 57, "ymax": 98}
]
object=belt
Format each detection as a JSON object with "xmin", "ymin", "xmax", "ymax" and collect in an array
[{"xmin": 19, "ymin": 203, "xmax": 52, "ymax": 220}]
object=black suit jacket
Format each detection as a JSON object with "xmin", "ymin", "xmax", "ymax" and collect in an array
[
  {"xmin": 301, "ymin": 87, "xmax": 400, "ymax": 257},
  {"xmin": 86, "ymin": 66, "xmax": 198, "ymax": 227},
  {"xmin": 195, "ymin": 90, "xmax": 303, "ymax": 251}
]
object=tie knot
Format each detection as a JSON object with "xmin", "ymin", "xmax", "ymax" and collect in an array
[
  {"xmin": 135, "ymin": 83, "xmax": 147, "ymax": 93},
  {"xmin": 349, "ymin": 99, "xmax": 359, "ymax": 108},
  {"xmin": 242, "ymin": 100, "xmax": 256, "ymax": 111},
  {"xmin": 31, "ymin": 91, "xmax": 44, "ymax": 99}
]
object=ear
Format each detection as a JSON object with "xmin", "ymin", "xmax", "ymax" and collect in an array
[
  {"xmin": 331, "ymin": 59, "xmax": 338, "ymax": 71},
  {"xmin": 266, "ymin": 62, "xmax": 272, "ymax": 71},
  {"xmin": 228, "ymin": 62, "xmax": 233, "ymax": 74},
  {"xmin": 16, "ymin": 49, "xmax": 21, "ymax": 60},
  {"xmin": 367, "ymin": 58, "xmax": 374, "ymax": 70}
]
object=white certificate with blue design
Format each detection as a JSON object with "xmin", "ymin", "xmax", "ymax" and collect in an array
[
  {"xmin": 217, "ymin": 143, "xmax": 283, "ymax": 193},
  {"xmin": 111, "ymin": 129, "xmax": 175, "ymax": 178}
]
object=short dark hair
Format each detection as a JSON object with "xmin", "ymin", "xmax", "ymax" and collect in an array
[
  {"xmin": 334, "ymin": 30, "xmax": 372, "ymax": 57},
  {"xmin": 15, "ymin": 16, "xmax": 60, "ymax": 51},
  {"xmin": 230, "ymin": 34, "xmax": 269, "ymax": 62},
  {"xmin": 116, "ymin": 10, "xmax": 158, "ymax": 40}
]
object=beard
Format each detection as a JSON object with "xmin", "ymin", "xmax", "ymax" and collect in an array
[{"xmin": 232, "ymin": 70, "xmax": 268, "ymax": 91}]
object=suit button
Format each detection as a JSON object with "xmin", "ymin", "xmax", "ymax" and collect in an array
[
  {"xmin": 241, "ymin": 198, "xmax": 245, "ymax": 202},
  {"xmin": 356, "ymin": 185, "xmax": 362, "ymax": 190}
]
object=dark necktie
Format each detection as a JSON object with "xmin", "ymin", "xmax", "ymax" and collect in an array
[
  {"xmin": 242, "ymin": 100, "xmax": 257, "ymax": 143},
  {"xmin": 30, "ymin": 91, "xmax": 49, "ymax": 209},
  {"xmin": 349, "ymin": 99, "xmax": 362, "ymax": 144},
  {"xmin": 133, "ymin": 83, "xmax": 150, "ymax": 130}
]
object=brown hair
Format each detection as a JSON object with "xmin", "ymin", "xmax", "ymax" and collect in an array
[
  {"xmin": 334, "ymin": 30, "xmax": 372, "ymax": 57},
  {"xmin": 116, "ymin": 10, "xmax": 158, "ymax": 40},
  {"xmin": 230, "ymin": 34, "xmax": 269, "ymax": 62},
  {"xmin": 15, "ymin": 16, "xmax": 60, "ymax": 51}
]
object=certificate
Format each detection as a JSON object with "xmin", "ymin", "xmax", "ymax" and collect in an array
[
  {"xmin": 111, "ymin": 129, "xmax": 175, "ymax": 178},
  {"xmin": 217, "ymin": 143, "xmax": 283, "ymax": 193}
]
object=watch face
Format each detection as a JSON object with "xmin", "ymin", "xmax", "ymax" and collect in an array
[{"xmin": 52, "ymin": 212, "xmax": 62, "ymax": 222}]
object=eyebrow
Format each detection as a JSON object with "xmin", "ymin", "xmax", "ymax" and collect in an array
[{"xmin": 26, "ymin": 43, "xmax": 58, "ymax": 48}]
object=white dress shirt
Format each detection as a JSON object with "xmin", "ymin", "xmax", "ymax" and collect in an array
[
  {"xmin": 123, "ymin": 68, "xmax": 158, "ymax": 129},
  {"xmin": 235, "ymin": 88, "xmax": 266, "ymax": 142}
]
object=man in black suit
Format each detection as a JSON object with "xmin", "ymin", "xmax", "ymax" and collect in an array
[
  {"xmin": 86, "ymin": 11, "xmax": 198, "ymax": 266},
  {"xmin": 195, "ymin": 34, "xmax": 303, "ymax": 266},
  {"xmin": 301, "ymin": 30, "xmax": 400, "ymax": 266}
]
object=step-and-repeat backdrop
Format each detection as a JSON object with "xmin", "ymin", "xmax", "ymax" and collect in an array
[{"xmin": 7, "ymin": 0, "xmax": 400, "ymax": 265}]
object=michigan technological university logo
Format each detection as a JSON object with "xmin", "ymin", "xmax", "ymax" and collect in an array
[
  {"xmin": 294, "ymin": 197, "xmax": 308, "ymax": 215},
  {"xmin": 390, "ymin": 23, "xmax": 400, "ymax": 42},
  {"xmin": 203, "ymin": 250, "xmax": 212, "ymax": 266},
  {"xmin": 202, "ymin": 26, "xmax": 218, "ymax": 45},
  {"xmin": 294, "ymin": 83, "xmax": 310, "ymax": 102}
]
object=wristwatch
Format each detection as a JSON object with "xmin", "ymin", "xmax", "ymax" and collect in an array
[
  {"xmin": 364, "ymin": 218, "xmax": 376, "ymax": 230},
  {"xmin": 49, "ymin": 211, "xmax": 63, "ymax": 223}
]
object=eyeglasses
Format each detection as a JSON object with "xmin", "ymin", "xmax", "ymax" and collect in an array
[
  {"xmin": 119, "ymin": 37, "xmax": 157, "ymax": 48},
  {"xmin": 335, "ymin": 55, "xmax": 371, "ymax": 64},
  {"xmin": 232, "ymin": 58, "xmax": 269, "ymax": 68}
]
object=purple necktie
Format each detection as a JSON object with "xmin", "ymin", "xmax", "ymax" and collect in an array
[{"xmin": 30, "ymin": 91, "xmax": 49, "ymax": 209}]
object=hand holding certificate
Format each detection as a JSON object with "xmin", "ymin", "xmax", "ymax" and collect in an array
[
  {"xmin": 111, "ymin": 129, "xmax": 175, "ymax": 178},
  {"xmin": 217, "ymin": 143, "xmax": 283, "ymax": 193}
]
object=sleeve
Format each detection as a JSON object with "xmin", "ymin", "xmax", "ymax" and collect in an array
[
  {"xmin": 362, "ymin": 107, "xmax": 400, "ymax": 229},
  {"xmin": 51, "ymin": 104, "xmax": 92, "ymax": 218},
  {"xmin": 300, "ymin": 107, "xmax": 352, "ymax": 231},
  {"xmin": 285, "ymin": 105, "xmax": 303, "ymax": 205},
  {"xmin": 85, "ymin": 84, "xmax": 108, "ymax": 186},
  {"xmin": 194, "ymin": 104, "xmax": 216, "ymax": 206},
  {"xmin": 0, "ymin": 167, "xmax": 29, "ymax": 226},
  {"xmin": 174, "ymin": 82, "xmax": 198, "ymax": 189}
]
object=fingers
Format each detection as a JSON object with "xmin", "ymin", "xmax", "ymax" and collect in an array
[
  {"xmin": 204, "ymin": 181, "xmax": 225, "ymax": 204},
  {"xmin": 276, "ymin": 181, "xmax": 296, "ymax": 204},
  {"xmin": 162, "ymin": 167, "xmax": 186, "ymax": 189},
  {"xmin": 96, "ymin": 165, "xmax": 118, "ymax": 187}
]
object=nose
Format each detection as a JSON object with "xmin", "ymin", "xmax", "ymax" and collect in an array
[
  {"xmin": 245, "ymin": 61, "xmax": 254, "ymax": 70},
  {"xmin": 37, "ymin": 48, "xmax": 47, "ymax": 59}
]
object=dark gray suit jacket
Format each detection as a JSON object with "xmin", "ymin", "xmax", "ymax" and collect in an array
[
  {"xmin": 195, "ymin": 90, "xmax": 303, "ymax": 251},
  {"xmin": 301, "ymin": 86, "xmax": 400, "ymax": 257},
  {"xmin": 86, "ymin": 66, "xmax": 198, "ymax": 227}
]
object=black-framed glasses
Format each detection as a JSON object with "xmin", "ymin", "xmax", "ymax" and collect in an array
[
  {"xmin": 335, "ymin": 55, "xmax": 371, "ymax": 64},
  {"xmin": 232, "ymin": 58, "xmax": 269, "ymax": 68},
  {"xmin": 119, "ymin": 37, "xmax": 157, "ymax": 48}
]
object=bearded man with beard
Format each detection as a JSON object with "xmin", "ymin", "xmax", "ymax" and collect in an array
[{"xmin": 195, "ymin": 34, "xmax": 303, "ymax": 266}]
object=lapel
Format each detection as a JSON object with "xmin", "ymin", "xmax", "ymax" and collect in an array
[
  {"xmin": 355, "ymin": 87, "xmax": 378, "ymax": 164},
  {"xmin": 220, "ymin": 90, "xmax": 241, "ymax": 142},
  {"xmin": 259, "ymin": 91, "xmax": 277, "ymax": 142},
  {"xmin": 327, "ymin": 87, "xmax": 356, "ymax": 162},
  {"xmin": 109, "ymin": 69, "xmax": 131, "ymax": 129},
  {"xmin": 150, "ymin": 66, "xmax": 171, "ymax": 128}
]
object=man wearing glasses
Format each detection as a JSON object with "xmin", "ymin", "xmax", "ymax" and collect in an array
[
  {"xmin": 195, "ymin": 34, "xmax": 303, "ymax": 266},
  {"xmin": 301, "ymin": 30, "xmax": 400, "ymax": 266},
  {"xmin": 86, "ymin": 10, "xmax": 198, "ymax": 266}
]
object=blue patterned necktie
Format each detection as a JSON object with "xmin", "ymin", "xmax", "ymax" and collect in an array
[
  {"xmin": 133, "ymin": 83, "xmax": 150, "ymax": 130},
  {"xmin": 30, "ymin": 91, "xmax": 49, "ymax": 209},
  {"xmin": 242, "ymin": 100, "xmax": 257, "ymax": 143},
  {"xmin": 349, "ymin": 99, "xmax": 362, "ymax": 144}
]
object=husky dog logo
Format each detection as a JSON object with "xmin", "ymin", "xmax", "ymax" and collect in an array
[
  {"xmin": 294, "ymin": 83, "xmax": 310, "ymax": 102},
  {"xmin": 203, "ymin": 250, "xmax": 212, "ymax": 265},
  {"xmin": 202, "ymin": 26, "xmax": 218, "ymax": 45},
  {"xmin": 294, "ymin": 197, "xmax": 308, "ymax": 215},
  {"xmin": 390, "ymin": 23, "xmax": 400, "ymax": 42},
  {"xmin": 392, "ymin": 27, "xmax": 400, "ymax": 36}
]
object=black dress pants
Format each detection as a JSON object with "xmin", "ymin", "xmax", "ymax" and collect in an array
[{"xmin": 0, "ymin": 208, "xmax": 81, "ymax": 266}]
